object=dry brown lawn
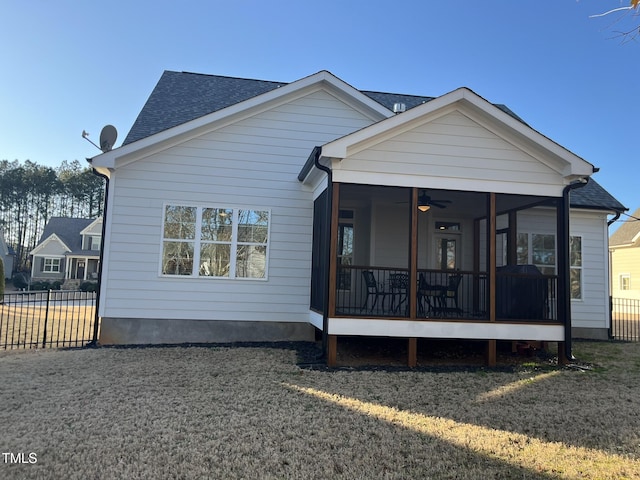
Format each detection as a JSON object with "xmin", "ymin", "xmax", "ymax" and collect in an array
[{"xmin": 1, "ymin": 340, "xmax": 639, "ymax": 479}]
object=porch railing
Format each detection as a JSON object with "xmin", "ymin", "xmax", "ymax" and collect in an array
[{"xmin": 334, "ymin": 265, "xmax": 557, "ymax": 323}]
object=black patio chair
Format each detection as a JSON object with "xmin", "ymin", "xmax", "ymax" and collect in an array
[{"xmin": 361, "ymin": 270, "xmax": 390, "ymax": 313}]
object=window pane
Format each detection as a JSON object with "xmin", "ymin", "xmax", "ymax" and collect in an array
[
  {"xmin": 338, "ymin": 225, "xmax": 353, "ymax": 258},
  {"xmin": 199, "ymin": 243, "xmax": 231, "ymax": 277},
  {"xmin": 237, "ymin": 210, "xmax": 269, "ymax": 243},
  {"xmin": 570, "ymin": 268, "xmax": 582, "ymax": 299},
  {"xmin": 517, "ymin": 233, "xmax": 528, "ymax": 264},
  {"xmin": 164, "ymin": 206, "xmax": 196, "ymax": 239},
  {"xmin": 201, "ymin": 208, "xmax": 233, "ymax": 241},
  {"xmin": 236, "ymin": 245, "xmax": 267, "ymax": 278},
  {"xmin": 532, "ymin": 234, "xmax": 555, "ymax": 266},
  {"xmin": 162, "ymin": 241, "xmax": 194, "ymax": 275},
  {"xmin": 570, "ymin": 236, "xmax": 582, "ymax": 267}
]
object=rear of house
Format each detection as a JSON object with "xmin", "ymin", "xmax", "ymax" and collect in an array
[{"xmin": 89, "ymin": 70, "xmax": 625, "ymax": 364}]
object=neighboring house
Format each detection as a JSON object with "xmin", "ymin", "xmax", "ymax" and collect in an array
[
  {"xmin": 90, "ymin": 70, "xmax": 625, "ymax": 364},
  {"xmin": 0, "ymin": 228, "xmax": 15, "ymax": 279},
  {"xmin": 30, "ymin": 217, "xmax": 102, "ymax": 285},
  {"xmin": 610, "ymin": 207, "xmax": 640, "ymax": 300}
]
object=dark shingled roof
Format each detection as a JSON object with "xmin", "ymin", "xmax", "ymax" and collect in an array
[
  {"xmin": 38, "ymin": 217, "xmax": 95, "ymax": 254},
  {"xmin": 122, "ymin": 71, "xmax": 626, "ymax": 213},
  {"xmin": 124, "ymin": 71, "xmax": 525, "ymax": 145},
  {"xmin": 610, "ymin": 207, "xmax": 640, "ymax": 246},
  {"xmin": 570, "ymin": 178, "xmax": 626, "ymax": 213}
]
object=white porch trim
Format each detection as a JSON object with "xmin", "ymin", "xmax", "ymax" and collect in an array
[{"xmin": 328, "ymin": 317, "xmax": 565, "ymax": 341}]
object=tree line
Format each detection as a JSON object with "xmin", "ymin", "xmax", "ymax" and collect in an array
[{"xmin": 0, "ymin": 159, "xmax": 105, "ymax": 274}]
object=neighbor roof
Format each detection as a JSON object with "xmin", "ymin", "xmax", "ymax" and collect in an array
[
  {"xmin": 37, "ymin": 217, "xmax": 95, "ymax": 254},
  {"xmin": 610, "ymin": 207, "xmax": 640, "ymax": 246},
  {"xmin": 124, "ymin": 71, "xmax": 525, "ymax": 145}
]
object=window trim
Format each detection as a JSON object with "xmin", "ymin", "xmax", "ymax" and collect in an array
[
  {"xmin": 43, "ymin": 257, "xmax": 62, "ymax": 273},
  {"xmin": 159, "ymin": 203, "xmax": 271, "ymax": 281},
  {"xmin": 620, "ymin": 273, "xmax": 631, "ymax": 291}
]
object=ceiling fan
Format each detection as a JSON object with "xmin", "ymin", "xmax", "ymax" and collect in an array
[
  {"xmin": 417, "ymin": 191, "xmax": 452, "ymax": 211},
  {"xmin": 396, "ymin": 190, "xmax": 452, "ymax": 211}
]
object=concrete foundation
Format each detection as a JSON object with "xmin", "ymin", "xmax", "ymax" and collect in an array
[
  {"xmin": 572, "ymin": 327, "xmax": 609, "ymax": 341},
  {"xmin": 99, "ymin": 317, "xmax": 315, "ymax": 345}
]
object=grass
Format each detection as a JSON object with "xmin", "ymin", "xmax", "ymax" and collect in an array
[{"xmin": 0, "ymin": 341, "xmax": 639, "ymax": 479}]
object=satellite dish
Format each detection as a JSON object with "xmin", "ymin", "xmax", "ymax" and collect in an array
[{"xmin": 99, "ymin": 125, "xmax": 117, "ymax": 152}]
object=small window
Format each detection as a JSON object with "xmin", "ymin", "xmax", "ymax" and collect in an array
[
  {"xmin": 620, "ymin": 274, "xmax": 631, "ymax": 291},
  {"xmin": 91, "ymin": 236, "xmax": 101, "ymax": 251},
  {"xmin": 435, "ymin": 221, "xmax": 460, "ymax": 231}
]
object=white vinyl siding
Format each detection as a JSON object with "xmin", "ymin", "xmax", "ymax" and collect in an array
[
  {"xmin": 99, "ymin": 89, "xmax": 375, "ymax": 322},
  {"xmin": 333, "ymin": 110, "xmax": 565, "ymax": 196}
]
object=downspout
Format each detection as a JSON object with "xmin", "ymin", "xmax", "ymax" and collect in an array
[
  {"xmin": 607, "ymin": 212, "xmax": 621, "ymax": 227},
  {"xmin": 313, "ymin": 147, "xmax": 332, "ymax": 358},
  {"xmin": 87, "ymin": 160, "xmax": 109, "ymax": 347},
  {"xmin": 606, "ymin": 212, "xmax": 621, "ymax": 339},
  {"xmin": 560, "ymin": 177, "xmax": 589, "ymax": 361}
]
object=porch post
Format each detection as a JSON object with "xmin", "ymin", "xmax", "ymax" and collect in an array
[
  {"xmin": 486, "ymin": 193, "xmax": 497, "ymax": 366},
  {"xmin": 557, "ymin": 195, "xmax": 570, "ymax": 365}
]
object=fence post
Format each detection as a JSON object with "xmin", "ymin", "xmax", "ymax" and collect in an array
[
  {"xmin": 608, "ymin": 295, "xmax": 613, "ymax": 339},
  {"xmin": 42, "ymin": 290, "xmax": 51, "ymax": 348}
]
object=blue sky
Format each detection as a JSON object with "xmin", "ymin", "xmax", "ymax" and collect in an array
[{"xmin": 1, "ymin": 1, "xmax": 638, "ymax": 223}]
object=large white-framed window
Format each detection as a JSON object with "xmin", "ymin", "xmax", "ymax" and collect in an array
[
  {"xmin": 43, "ymin": 257, "xmax": 61, "ymax": 273},
  {"xmin": 161, "ymin": 204, "xmax": 270, "ymax": 279},
  {"xmin": 516, "ymin": 232, "xmax": 582, "ymax": 299}
]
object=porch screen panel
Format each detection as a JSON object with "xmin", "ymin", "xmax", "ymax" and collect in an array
[{"xmin": 311, "ymin": 191, "xmax": 328, "ymax": 312}]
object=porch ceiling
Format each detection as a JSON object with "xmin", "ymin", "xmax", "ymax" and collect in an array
[{"xmin": 339, "ymin": 185, "xmax": 552, "ymax": 218}]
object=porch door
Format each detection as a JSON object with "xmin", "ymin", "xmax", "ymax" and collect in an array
[{"xmin": 433, "ymin": 234, "xmax": 459, "ymax": 270}]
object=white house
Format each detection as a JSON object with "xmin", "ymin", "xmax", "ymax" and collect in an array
[{"xmin": 89, "ymin": 70, "xmax": 625, "ymax": 365}]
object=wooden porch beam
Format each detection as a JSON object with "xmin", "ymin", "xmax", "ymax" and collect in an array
[
  {"xmin": 328, "ymin": 183, "xmax": 340, "ymax": 319},
  {"xmin": 327, "ymin": 335, "xmax": 337, "ymax": 367},
  {"xmin": 407, "ymin": 337, "xmax": 417, "ymax": 368}
]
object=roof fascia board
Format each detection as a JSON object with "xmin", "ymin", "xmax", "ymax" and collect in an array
[
  {"xmin": 30, "ymin": 234, "xmax": 71, "ymax": 256},
  {"xmin": 80, "ymin": 218, "xmax": 102, "ymax": 236},
  {"xmin": 91, "ymin": 71, "xmax": 392, "ymax": 170},
  {"xmin": 322, "ymin": 87, "xmax": 594, "ymax": 180}
]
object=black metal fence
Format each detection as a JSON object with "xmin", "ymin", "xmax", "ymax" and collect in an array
[
  {"xmin": 611, "ymin": 297, "xmax": 640, "ymax": 341},
  {"xmin": 0, "ymin": 290, "xmax": 98, "ymax": 349}
]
